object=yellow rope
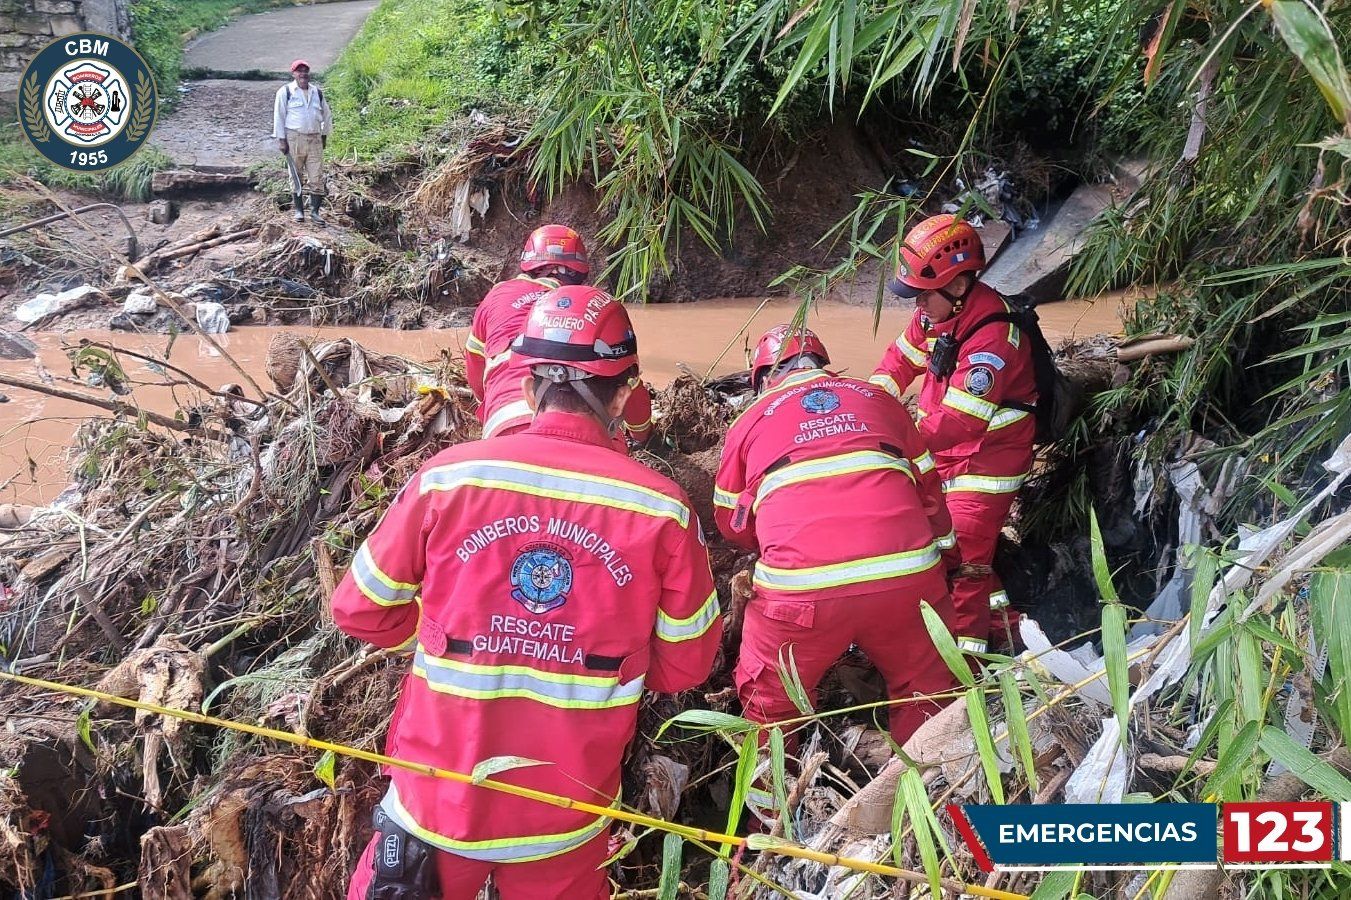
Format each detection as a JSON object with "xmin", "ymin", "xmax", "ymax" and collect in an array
[{"xmin": 0, "ymin": 669, "xmax": 1028, "ymax": 900}]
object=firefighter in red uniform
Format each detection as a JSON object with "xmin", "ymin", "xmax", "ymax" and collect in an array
[
  {"xmin": 714, "ymin": 325, "xmax": 958, "ymax": 749},
  {"xmin": 464, "ymin": 224, "xmax": 653, "ymax": 447},
  {"xmin": 335, "ymin": 284, "xmax": 721, "ymax": 900},
  {"xmin": 871, "ymin": 214, "xmax": 1037, "ymax": 655}
]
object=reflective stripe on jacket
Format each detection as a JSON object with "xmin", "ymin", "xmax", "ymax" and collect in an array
[
  {"xmin": 713, "ymin": 369, "xmax": 954, "ymax": 601},
  {"xmin": 332, "ymin": 410, "xmax": 721, "ymax": 862},
  {"xmin": 871, "ymin": 283, "xmax": 1036, "ymax": 492}
]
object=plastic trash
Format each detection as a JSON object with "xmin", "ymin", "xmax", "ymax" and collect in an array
[
  {"xmin": 194, "ymin": 301, "xmax": 231, "ymax": 334},
  {"xmin": 14, "ymin": 285, "xmax": 105, "ymax": 324}
]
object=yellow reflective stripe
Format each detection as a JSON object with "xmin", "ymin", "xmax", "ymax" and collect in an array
[
  {"xmin": 869, "ymin": 372, "xmax": 903, "ymax": 400},
  {"xmin": 484, "ymin": 348, "xmax": 513, "ymax": 374},
  {"xmin": 352, "ymin": 543, "xmax": 418, "ymax": 607},
  {"xmin": 483, "ymin": 399, "xmax": 533, "ymax": 438},
  {"xmin": 942, "ymin": 473, "xmax": 1027, "ymax": 495},
  {"xmin": 466, "ymin": 334, "xmax": 486, "ymax": 356},
  {"xmin": 413, "ymin": 650, "xmax": 644, "ymax": 709},
  {"xmin": 895, "ymin": 334, "xmax": 928, "ymax": 368},
  {"xmin": 988, "ymin": 408, "xmax": 1031, "ymax": 431},
  {"xmin": 713, "ymin": 485, "xmax": 738, "ymax": 510},
  {"xmin": 941, "ymin": 386, "xmax": 997, "ymax": 422},
  {"xmin": 382, "ymin": 783, "xmax": 609, "ymax": 863},
  {"xmin": 1008, "ymin": 322, "xmax": 1021, "ymax": 348},
  {"xmin": 754, "ymin": 450, "xmax": 912, "ymax": 512},
  {"xmin": 516, "ymin": 274, "xmax": 561, "ymax": 289},
  {"xmin": 657, "ymin": 589, "xmax": 719, "ymax": 642},
  {"xmin": 990, "ymin": 590, "xmax": 1010, "ymax": 610},
  {"xmin": 935, "ymin": 529, "xmax": 957, "ymax": 550},
  {"xmin": 753, "ymin": 544, "xmax": 941, "ymax": 592},
  {"xmin": 420, "ymin": 459, "xmax": 691, "ymax": 527},
  {"xmin": 912, "ymin": 450, "xmax": 935, "ymax": 474},
  {"xmin": 958, "ymin": 637, "xmax": 987, "ymax": 654}
]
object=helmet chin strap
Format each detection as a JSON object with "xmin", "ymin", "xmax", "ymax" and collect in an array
[
  {"xmin": 938, "ymin": 279, "xmax": 974, "ymax": 314},
  {"xmin": 571, "ymin": 378, "xmax": 622, "ymax": 437},
  {"xmin": 533, "ymin": 365, "xmax": 620, "ymax": 436}
]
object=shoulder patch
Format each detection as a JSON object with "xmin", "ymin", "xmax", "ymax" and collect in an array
[
  {"xmin": 965, "ymin": 365, "xmax": 995, "ymax": 398},
  {"xmin": 968, "ymin": 351, "xmax": 1006, "ymax": 370}
]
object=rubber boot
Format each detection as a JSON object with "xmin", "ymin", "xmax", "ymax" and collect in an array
[
  {"xmin": 291, "ymin": 193, "xmax": 304, "ymax": 222},
  {"xmin": 309, "ymin": 194, "xmax": 325, "ymax": 226}
]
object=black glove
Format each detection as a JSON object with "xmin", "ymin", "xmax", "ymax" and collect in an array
[{"xmin": 368, "ymin": 807, "xmax": 439, "ymax": 900}]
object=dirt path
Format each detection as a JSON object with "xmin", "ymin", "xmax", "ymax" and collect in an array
[{"xmin": 150, "ymin": 0, "xmax": 379, "ymax": 171}]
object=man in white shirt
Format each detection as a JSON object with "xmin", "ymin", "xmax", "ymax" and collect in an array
[{"xmin": 273, "ymin": 59, "xmax": 332, "ymax": 224}]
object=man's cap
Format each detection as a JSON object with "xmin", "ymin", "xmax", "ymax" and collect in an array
[{"xmin": 289, "ymin": 59, "xmax": 311, "ymax": 73}]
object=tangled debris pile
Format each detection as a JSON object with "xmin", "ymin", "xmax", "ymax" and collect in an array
[{"xmin": 0, "ymin": 321, "xmax": 1343, "ymax": 898}]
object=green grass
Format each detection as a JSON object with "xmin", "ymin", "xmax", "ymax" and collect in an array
[
  {"xmin": 0, "ymin": 126, "xmax": 172, "ymax": 202},
  {"xmin": 324, "ymin": 0, "xmax": 530, "ymax": 161}
]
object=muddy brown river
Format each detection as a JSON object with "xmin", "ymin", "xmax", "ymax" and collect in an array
[{"xmin": 0, "ymin": 296, "xmax": 1128, "ymax": 502}]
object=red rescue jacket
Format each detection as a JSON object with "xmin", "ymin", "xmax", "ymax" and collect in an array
[
  {"xmin": 466, "ymin": 276, "xmax": 653, "ymax": 444},
  {"xmin": 713, "ymin": 369, "xmax": 955, "ymax": 602},
  {"xmin": 872, "ymin": 283, "xmax": 1037, "ymax": 494},
  {"xmin": 331, "ymin": 410, "xmax": 721, "ymax": 863}
]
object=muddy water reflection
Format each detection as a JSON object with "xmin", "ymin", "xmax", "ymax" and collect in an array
[{"xmin": 0, "ymin": 296, "xmax": 1128, "ymax": 502}]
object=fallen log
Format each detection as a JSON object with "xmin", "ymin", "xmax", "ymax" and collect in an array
[
  {"xmin": 140, "ymin": 228, "xmax": 258, "ymax": 271},
  {"xmin": 1116, "ymin": 335, "xmax": 1196, "ymax": 362}
]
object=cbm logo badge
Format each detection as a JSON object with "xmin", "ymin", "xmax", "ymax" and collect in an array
[
  {"xmin": 19, "ymin": 33, "xmax": 158, "ymax": 172},
  {"xmin": 510, "ymin": 544, "xmax": 574, "ymax": 614}
]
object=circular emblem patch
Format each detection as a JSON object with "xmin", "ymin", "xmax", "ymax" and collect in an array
[
  {"xmin": 18, "ymin": 33, "xmax": 158, "ymax": 172},
  {"xmin": 510, "ymin": 543, "xmax": 574, "ymax": 614},
  {"xmin": 800, "ymin": 388, "xmax": 841, "ymax": 415},
  {"xmin": 965, "ymin": 365, "xmax": 995, "ymax": 397}
]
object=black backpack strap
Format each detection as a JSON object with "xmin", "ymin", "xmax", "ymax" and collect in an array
[{"xmin": 955, "ymin": 311, "xmax": 1021, "ymax": 347}]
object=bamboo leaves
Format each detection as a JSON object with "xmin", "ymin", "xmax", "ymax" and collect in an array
[
  {"xmin": 1259, "ymin": 727, "xmax": 1351, "ymax": 800},
  {"xmin": 1267, "ymin": 0, "xmax": 1351, "ymax": 127},
  {"xmin": 921, "ymin": 599, "xmax": 976, "ymax": 687},
  {"xmin": 1091, "ymin": 508, "xmax": 1130, "ymax": 746}
]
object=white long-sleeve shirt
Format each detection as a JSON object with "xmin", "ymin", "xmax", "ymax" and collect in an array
[{"xmin": 272, "ymin": 80, "xmax": 331, "ymax": 137}]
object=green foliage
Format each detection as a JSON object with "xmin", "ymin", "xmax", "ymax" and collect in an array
[
  {"xmin": 988, "ymin": 0, "xmax": 1151, "ymax": 150},
  {"xmin": 0, "ymin": 128, "xmax": 171, "ymax": 200},
  {"xmin": 324, "ymin": 0, "xmax": 531, "ymax": 160},
  {"xmin": 657, "ymin": 832, "xmax": 683, "ymax": 899}
]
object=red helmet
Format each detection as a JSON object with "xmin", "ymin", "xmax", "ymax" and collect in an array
[
  {"xmin": 511, "ymin": 285, "xmax": 638, "ymax": 379},
  {"xmin": 520, "ymin": 224, "xmax": 590, "ymax": 276},
  {"xmin": 751, "ymin": 324, "xmax": 830, "ymax": 391},
  {"xmin": 889, "ymin": 214, "xmax": 985, "ymax": 298}
]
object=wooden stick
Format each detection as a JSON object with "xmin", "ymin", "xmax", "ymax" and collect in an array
[
  {"xmin": 1116, "ymin": 336, "xmax": 1196, "ymax": 362},
  {"xmin": 75, "ymin": 340, "xmax": 268, "ymax": 408},
  {"xmin": 0, "ymin": 372, "xmax": 226, "ymax": 441},
  {"xmin": 141, "ymin": 228, "xmax": 257, "ymax": 269}
]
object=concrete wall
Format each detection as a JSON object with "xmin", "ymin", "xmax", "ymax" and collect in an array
[{"xmin": 0, "ymin": 0, "xmax": 132, "ymax": 104}]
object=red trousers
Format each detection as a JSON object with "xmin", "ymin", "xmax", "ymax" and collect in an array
[
  {"xmin": 944, "ymin": 489, "xmax": 1019, "ymax": 654},
  {"xmin": 734, "ymin": 579, "xmax": 957, "ymax": 746},
  {"xmin": 345, "ymin": 829, "xmax": 610, "ymax": 900}
]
